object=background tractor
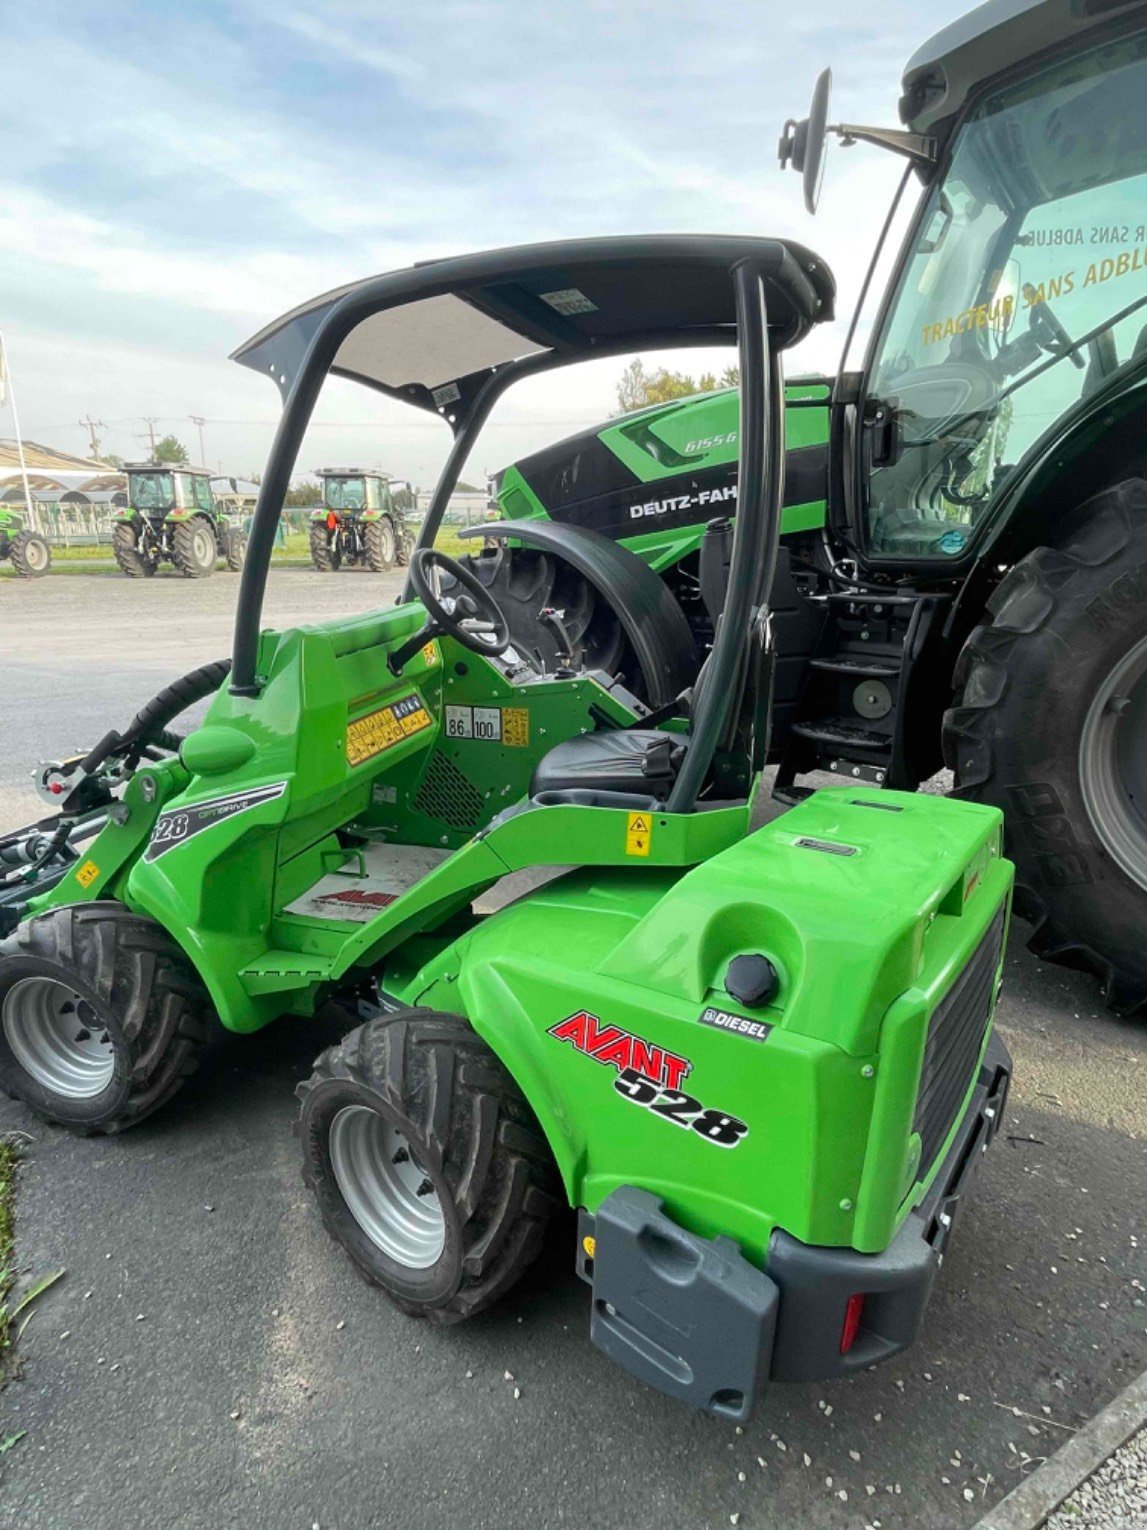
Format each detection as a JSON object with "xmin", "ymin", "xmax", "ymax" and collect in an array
[
  {"xmin": 112, "ymin": 463, "xmax": 247, "ymax": 578},
  {"xmin": 450, "ymin": 0, "xmax": 1147, "ymax": 1015},
  {"xmin": 309, "ymin": 468, "xmax": 413, "ymax": 572},
  {"xmin": 0, "ymin": 504, "xmax": 50, "ymax": 578}
]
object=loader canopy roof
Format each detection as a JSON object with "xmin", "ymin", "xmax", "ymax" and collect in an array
[{"xmin": 231, "ymin": 235, "xmax": 834, "ymax": 425}]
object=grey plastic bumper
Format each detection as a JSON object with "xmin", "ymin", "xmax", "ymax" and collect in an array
[{"xmin": 577, "ymin": 1029, "xmax": 1011, "ymax": 1416}]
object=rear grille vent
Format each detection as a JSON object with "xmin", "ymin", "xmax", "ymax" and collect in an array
[
  {"xmin": 913, "ymin": 904, "xmax": 1007, "ymax": 1174},
  {"xmin": 412, "ymin": 753, "xmax": 485, "ymax": 832}
]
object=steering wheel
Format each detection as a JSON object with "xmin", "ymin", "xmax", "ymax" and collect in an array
[
  {"xmin": 1026, "ymin": 289, "xmax": 1086, "ymax": 371},
  {"xmin": 407, "ymin": 547, "xmax": 511, "ymax": 656}
]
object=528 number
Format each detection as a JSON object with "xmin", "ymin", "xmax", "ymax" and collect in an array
[{"xmin": 613, "ymin": 1067, "xmax": 749, "ymax": 1149}]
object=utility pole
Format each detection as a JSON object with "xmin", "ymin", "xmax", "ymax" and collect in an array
[
  {"xmin": 79, "ymin": 414, "xmax": 107, "ymax": 461},
  {"xmin": 140, "ymin": 417, "xmax": 159, "ymax": 457},
  {"xmin": 189, "ymin": 415, "xmax": 207, "ymax": 467}
]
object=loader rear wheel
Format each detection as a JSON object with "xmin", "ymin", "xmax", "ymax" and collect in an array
[
  {"xmin": 364, "ymin": 519, "xmax": 396, "ymax": 572},
  {"xmin": 298, "ymin": 1009, "xmax": 560, "ymax": 1323},
  {"xmin": 171, "ymin": 517, "xmax": 216, "ymax": 578},
  {"xmin": 9, "ymin": 530, "xmax": 50, "ymax": 578},
  {"xmin": 944, "ymin": 478, "xmax": 1147, "ymax": 1013},
  {"xmin": 112, "ymin": 521, "xmax": 157, "ymax": 578},
  {"xmin": 0, "ymin": 902, "xmax": 211, "ymax": 1132},
  {"xmin": 309, "ymin": 523, "xmax": 340, "ymax": 572}
]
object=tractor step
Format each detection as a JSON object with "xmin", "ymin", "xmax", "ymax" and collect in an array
[
  {"xmin": 240, "ymin": 950, "xmax": 334, "ymax": 996},
  {"xmin": 775, "ymin": 591, "xmax": 950, "ymax": 799}
]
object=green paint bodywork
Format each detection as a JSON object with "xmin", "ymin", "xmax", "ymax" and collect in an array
[
  {"xmin": 494, "ymin": 380, "xmax": 830, "ymax": 574},
  {"xmin": 29, "ymin": 578, "xmax": 1013, "ymax": 1273}
]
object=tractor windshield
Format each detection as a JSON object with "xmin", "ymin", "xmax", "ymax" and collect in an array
[
  {"xmin": 128, "ymin": 471, "xmax": 176, "ymax": 512},
  {"xmin": 323, "ymin": 477, "xmax": 367, "ymax": 512},
  {"xmin": 864, "ymin": 29, "xmax": 1147, "ymax": 558}
]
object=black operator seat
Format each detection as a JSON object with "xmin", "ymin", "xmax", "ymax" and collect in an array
[{"xmin": 530, "ymin": 729, "xmax": 690, "ymax": 800}]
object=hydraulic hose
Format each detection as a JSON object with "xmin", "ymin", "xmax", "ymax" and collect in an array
[{"xmin": 79, "ymin": 658, "xmax": 232, "ymax": 775}]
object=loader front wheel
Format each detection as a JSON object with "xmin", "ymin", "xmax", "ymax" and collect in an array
[
  {"xmin": 0, "ymin": 902, "xmax": 211, "ymax": 1132},
  {"xmin": 298, "ymin": 1010, "xmax": 559, "ymax": 1323},
  {"xmin": 944, "ymin": 478, "xmax": 1147, "ymax": 1013}
]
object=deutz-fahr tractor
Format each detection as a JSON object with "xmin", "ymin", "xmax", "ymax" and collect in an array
[
  {"xmin": 309, "ymin": 468, "xmax": 412, "ymax": 572},
  {"xmin": 112, "ymin": 463, "xmax": 247, "ymax": 578},
  {"xmin": 0, "ymin": 234, "xmax": 1013, "ymax": 1417},
  {"xmin": 452, "ymin": 0, "xmax": 1147, "ymax": 1016},
  {"xmin": 0, "ymin": 504, "xmax": 50, "ymax": 578}
]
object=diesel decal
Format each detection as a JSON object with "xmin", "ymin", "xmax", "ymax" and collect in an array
[
  {"xmin": 347, "ymin": 693, "xmax": 432, "ymax": 766},
  {"xmin": 698, "ymin": 1006, "xmax": 772, "ymax": 1043},
  {"xmin": 547, "ymin": 1010, "xmax": 691, "ymax": 1089},
  {"xmin": 144, "ymin": 782, "xmax": 287, "ymax": 862},
  {"xmin": 546, "ymin": 1011, "xmax": 749, "ymax": 1149}
]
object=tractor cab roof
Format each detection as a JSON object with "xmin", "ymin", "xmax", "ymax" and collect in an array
[
  {"xmin": 316, "ymin": 467, "xmax": 387, "ymax": 479},
  {"xmin": 231, "ymin": 235, "xmax": 834, "ymax": 425},
  {"xmin": 901, "ymin": 0, "xmax": 1147, "ymax": 141},
  {"xmin": 123, "ymin": 461, "xmax": 212, "ymax": 476}
]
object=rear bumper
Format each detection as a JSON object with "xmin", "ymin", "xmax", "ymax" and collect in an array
[{"xmin": 577, "ymin": 1030, "xmax": 1011, "ymax": 1418}]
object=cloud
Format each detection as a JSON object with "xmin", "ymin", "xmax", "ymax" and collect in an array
[{"xmin": 2, "ymin": 0, "xmax": 970, "ymax": 478}]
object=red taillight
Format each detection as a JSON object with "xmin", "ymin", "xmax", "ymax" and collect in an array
[{"xmin": 840, "ymin": 1293, "xmax": 865, "ymax": 1354}]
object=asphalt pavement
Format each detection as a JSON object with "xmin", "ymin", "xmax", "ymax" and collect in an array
[{"xmin": 0, "ymin": 571, "xmax": 1144, "ymax": 1530}]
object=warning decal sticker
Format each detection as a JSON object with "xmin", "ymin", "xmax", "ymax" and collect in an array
[
  {"xmin": 443, "ymin": 704, "xmax": 529, "ymax": 747},
  {"xmin": 75, "ymin": 860, "xmax": 100, "ymax": 889},
  {"xmin": 625, "ymin": 812, "xmax": 652, "ymax": 856},
  {"xmin": 347, "ymin": 694, "xmax": 432, "ymax": 767}
]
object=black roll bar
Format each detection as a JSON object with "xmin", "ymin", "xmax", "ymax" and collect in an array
[{"xmin": 667, "ymin": 262, "xmax": 784, "ymax": 814}]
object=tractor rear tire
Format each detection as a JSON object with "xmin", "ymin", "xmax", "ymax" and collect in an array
[
  {"xmin": 310, "ymin": 523, "xmax": 339, "ymax": 572},
  {"xmin": 396, "ymin": 530, "xmax": 414, "ymax": 567},
  {"xmin": 10, "ymin": 530, "xmax": 51, "ymax": 579},
  {"xmin": 112, "ymin": 522, "xmax": 157, "ymax": 578},
  {"xmin": 364, "ymin": 519, "xmax": 396, "ymax": 572},
  {"xmin": 298, "ymin": 1010, "xmax": 560, "ymax": 1323},
  {"xmin": 223, "ymin": 527, "xmax": 247, "ymax": 571},
  {"xmin": 171, "ymin": 517, "xmax": 217, "ymax": 578},
  {"xmin": 0, "ymin": 902, "xmax": 212, "ymax": 1133},
  {"xmin": 944, "ymin": 478, "xmax": 1147, "ymax": 1013}
]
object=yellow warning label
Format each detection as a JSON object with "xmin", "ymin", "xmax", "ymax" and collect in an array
[
  {"xmin": 502, "ymin": 707, "xmax": 530, "ymax": 748},
  {"xmin": 421, "ymin": 641, "xmax": 439, "ymax": 666},
  {"xmin": 625, "ymin": 812, "xmax": 652, "ymax": 857},
  {"xmin": 346, "ymin": 694, "xmax": 432, "ymax": 767},
  {"xmin": 75, "ymin": 860, "xmax": 100, "ymax": 889}
]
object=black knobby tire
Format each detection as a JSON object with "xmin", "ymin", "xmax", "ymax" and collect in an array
[
  {"xmin": 309, "ymin": 522, "xmax": 339, "ymax": 572},
  {"xmin": 10, "ymin": 530, "xmax": 51, "ymax": 579},
  {"xmin": 298, "ymin": 1010, "xmax": 560, "ymax": 1323},
  {"xmin": 0, "ymin": 901, "xmax": 212, "ymax": 1132},
  {"xmin": 396, "ymin": 530, "xmax": 414, "ymax": 567},
  {"xmin": 223, "ymin": 526, "xmax": 247, "ymax": 572},
  {"xmin": 171, "ymin": 517, "xmax": 217, "ymax": 578},
  {"xmin": 944, "ymin": 477, "xmax": 1147, "ymax": 1011},
  {"xmin": 112, "ymin": 521, "xmax": 156, "ymax": 578},
  {"xmin": 363, "ymin": 519, "xmax": 396, "ymax": 572}
]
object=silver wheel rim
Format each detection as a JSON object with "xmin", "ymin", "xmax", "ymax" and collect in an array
[
  {"xmin": 25, "ymin": 540, "xmax": 48, "ymax": 570},
  {"xmin": 193, "ymin": 526, "xmax": 214, "ymax": 566},
  {"xmin": 2, "ymin": 976, "xmax": 115, "ymax": 1098},
  {"xmin": 1080, "ymin": 632, "xmax": 1147, "ymax": 891},
  {"xmin": 328, "ymin": 1105, "xmax": 445, "ymax": 1268}
]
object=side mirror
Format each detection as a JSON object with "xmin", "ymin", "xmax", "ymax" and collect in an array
[{"xmin": 778, "ymin": 69, "xmax": 832, "ymax": 214}]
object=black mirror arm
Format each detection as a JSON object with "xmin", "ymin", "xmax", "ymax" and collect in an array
[{"xmin": 388, "ymin": 620, "xmax": 441, "ymax": 677}]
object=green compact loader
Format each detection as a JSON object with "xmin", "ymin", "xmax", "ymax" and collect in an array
[
  {"xmin": 450, "ymin": 0, "xmax": 1147, "ymax": 1016},
  {"xmin": 0, "ymin": 504, "xmax": 50, "ymax": 578},
  {"xmin": 0, "ymin": 238, "xmax": 1013, "ymax": 1416},
  {"xmin": 112, "ymin": 462, "xmax": 247, "ymax": 578},
  {"xmin": 309, "ymin": 468, "xmax": 412, "ymax": 572}
]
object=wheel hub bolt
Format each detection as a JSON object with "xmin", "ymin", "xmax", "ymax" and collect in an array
[{"xmin": 416, "ymin": 1178, "xmax": 434, "ymax": 1197}]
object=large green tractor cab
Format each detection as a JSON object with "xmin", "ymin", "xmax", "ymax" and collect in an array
[
  {"xmin": 309, "ymin": 468, "xmax": 412, "ymax": 572},
  {"xmin": 0, "ymin": 504, "xmax": 50, "ymax": 578},
  {"xmin": 112, "ymin": 463, "xmax": 247, "ymax": 578},
  {"xmin": 0, "ymin": 237, "xmax": 1013, "ymax": 1416},
  {"xmin": 451, "ymin": 0, "xmax": 1147, "ymax": 1016}
]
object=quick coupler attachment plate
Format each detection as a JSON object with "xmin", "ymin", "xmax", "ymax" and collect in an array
[{"xmin": 577, "ymin": 1188, "xmax": 778, "ymax": 1421}]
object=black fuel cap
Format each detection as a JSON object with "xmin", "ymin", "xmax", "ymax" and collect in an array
[{"xmin": 725, "ymin": 954, "xmax": 779, "ymax": 1008}]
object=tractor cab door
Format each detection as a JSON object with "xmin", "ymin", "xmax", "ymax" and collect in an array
[{"xmin": 849, "ymin": 27, "xmax": 1147, "ymax": 572}]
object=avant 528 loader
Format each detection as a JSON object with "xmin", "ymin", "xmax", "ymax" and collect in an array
[{"xmin": 0, "ymin": 239, "xmax": 1012, "ymax": 1417}]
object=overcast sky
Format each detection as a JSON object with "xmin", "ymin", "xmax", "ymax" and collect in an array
[{"xmin": 1, "ymin": 0, "xmax": 968, "ymax": 487}]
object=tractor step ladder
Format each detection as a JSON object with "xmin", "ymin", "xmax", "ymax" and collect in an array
[{"xmin": 774, "ymin": 588, "xmax": 951, "ymax": 802}]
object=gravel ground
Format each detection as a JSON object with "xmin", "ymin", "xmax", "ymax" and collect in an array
[{"xmin": 1045, "ymin": 1425, "xmax": 1147, "ymax": 1527}]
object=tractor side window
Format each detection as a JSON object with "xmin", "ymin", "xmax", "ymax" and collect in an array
[
  {"xmin": 863, "ymin": 30, "xmax": 1147, "ymax": 558},
  {"xmin": 191, "ymin": 476, "xmax": 214, "ymax": 512}
]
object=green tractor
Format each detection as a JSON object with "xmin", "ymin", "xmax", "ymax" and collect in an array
[
  {"xmin": 453, "ymin": 0, "xmax": 1147, "ymax": 1015},
  {"xmin": 0, "ymin": 504, "xmax": 51, "ymax": 578},
  {"xmin": 0, "ymin": 233, "xmax": 1013, "ymax": 1415},
  {"xmin": 112, "ymin": 463, "xmax": 247, "ymax": 578},
  {"xmin": 309, "ymin": 468, "xmax": 413, "ymax": 572}
]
